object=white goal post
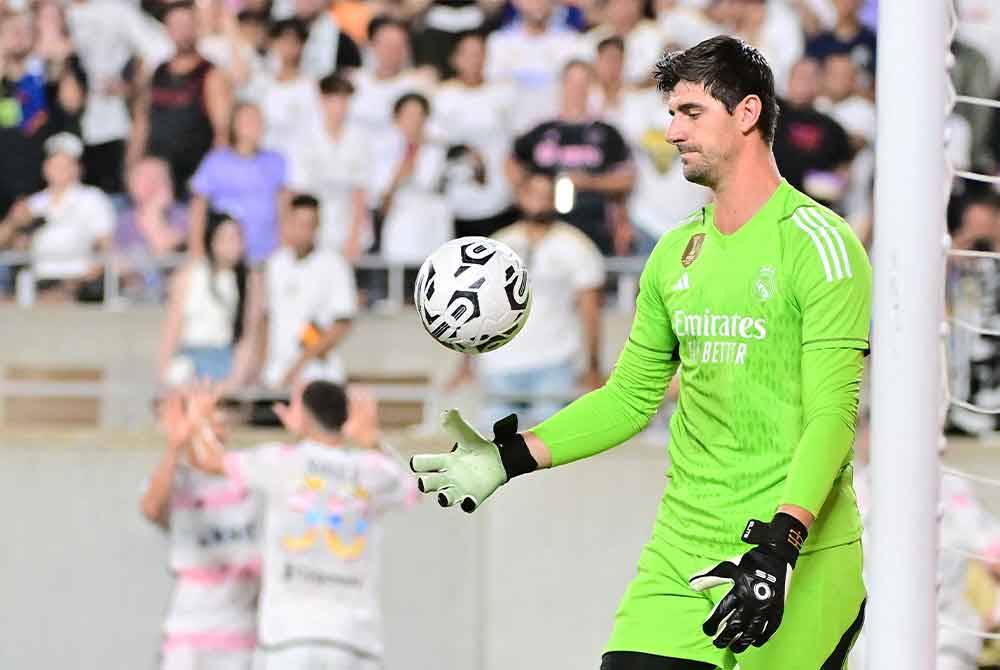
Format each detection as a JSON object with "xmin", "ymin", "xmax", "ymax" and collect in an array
[{"xmin": 867, "ymin": 1, "xmax": 947, "ymax": 668}]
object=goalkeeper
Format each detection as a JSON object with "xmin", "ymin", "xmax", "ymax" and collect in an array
[{"xmin": 411, "ymin": 35, "xmax": 871, "ymax": 670}]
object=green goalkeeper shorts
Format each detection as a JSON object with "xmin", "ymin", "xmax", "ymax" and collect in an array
[{"xmin": 606, "ymin": 540, "xmax": 866, "ymax": 670}]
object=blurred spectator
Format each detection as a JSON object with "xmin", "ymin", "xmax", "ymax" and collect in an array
[
  {"xmin": 257, "ymin": 18, "xmax": 322, "ymax": 158},
  {"xmin": 186, "ymin": 382, "xmax": 412, "ymax": 670},
  {"xmin": 452, "ymin": 172, "xmax": 605, "ymax": 427},
  {"xmin": 0, "ymin": 133, "xmax": 113, "ymax": 302},
  {"xmin": 287, "ymin": 73, "xmax": 372, "ymax": 259},
  {"xmin": 950, "ymin": 39, "xmax": 993, "ymax": 171},
  {"xmin": 773, "ymin": 58, "xmax": 852, "ymax": 210},
  {"xmin": 591, "ymin": 36, "xmax": 709, "ymax": 249},
  {"xmin": 432, "ymin": 32, "xmax": 517, "ymax": 239},
  {"xmin": 946, "ymin": 195, "xmax": 1000, "ymax": 436},
  {"xmin": 371, "ymin": 92, "xmax": 452, "ymax": 265},
  {"xmin": 114, "ymin": 157, "xmax": 188, "ymax": 299},
  {"xmin": 411, "ymin": 0, "xmax": 502, "ymax": 79},
  {"xmin": 0, "ymin": 8, "xmax": 86, "ymax": 214},
  {"xmin": 485, "ymin": 0, "xmax": 583, "ymax": 133},
  {"xmin": 349, "ymin": 16, "xmax": 429, "ymax": 134},
  {"xmin": 259, "ymin": 194, "xmax": 357, "ymax": 389},
  {"xmin": 816, "ymin": 52, "xmax": 874, "ymax": 235},
  {"xmin": 581, "ymin": 0, "xmax": 663, "ymax": 85},
  {"xmin": 654, "ymin": 0, "xmax": 725, "ymax": 50},
  {"xmin": 804, "ymin": 0, "xmax": 876, "ymax": 83},
  {"xmin": 160, "ymin": 212, "xmax": 259, "ymax": 387},
  {"xmin": 957, "ymin": 0, "xmax": 1000, "ymax": 89},
  {"xmin": 66, "ymin": 0, "xmax": 171, "ymax": 195},
  {"xmin": 189, "ymin": 102, "xmax": 289, "ymax": 264},
  {"xmin": 725, "ymin": 0, "xmax": 804, "ymax": 98},
  {"xmin": 294, "ymin": 0, "xmax": 363, "ymax": 78},
  {"xmin": 508, "ymin": 59, "xmax": 635, "ymax": 256},
  {"xmin": 133, "ymin": 0, "xmax": 232, "ymax": 199},
  {"xmin": 140, "ymin": 391, "xmax": 260, "ymax": 670},
  {"xmin": 198, "ymin": 6, "xmax": 270, "ymax": 100}
]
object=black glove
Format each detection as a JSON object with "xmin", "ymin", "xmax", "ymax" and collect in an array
[{"xmin": 687, "ymin": 512, "xmax": 808, "ymax": 653}]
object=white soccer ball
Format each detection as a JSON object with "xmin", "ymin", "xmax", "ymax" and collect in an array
[{"xmin": 414, "ymin": 237, "xmax": 531, "ymax": 354}]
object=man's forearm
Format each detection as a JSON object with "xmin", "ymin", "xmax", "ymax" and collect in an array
[
  {"xmin": 532, "ymin": 334, "xmax": 677, "ymax": 466},
  {"xmin": 780, "ymin": 348, "xmax": 864, "ymax": 519},
  {"xmin": 574, "ymin": 166, "xmax": 636, "ymax": 196}
]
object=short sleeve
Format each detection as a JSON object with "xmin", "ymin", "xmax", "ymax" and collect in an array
[
  {"xmin": 601, "ymin": 124, "xmax": 631, "ymax": 167},
  {"xmin": 512, "ymin": 126, "xmax": 542, "ymax": 167},
  {"xmin": 629, "ymin": 236, "xmax": 678, "ymax": 356},
  {"xmin": 358, "ymin": 449, "xmax": 416, "ymax": 514},
  {"xmin": 317, "ymin": 253, "xmax": 357, "ymax": 324},
  {"xmin": 224, "ymin": 443, "xmax": 287, "ymax": 492},
  {"xmin": 789, "ymin": 206, "xmax": 872, "ymax": 352},
  {"xmin": 87, "ymin": 190, "xmax": 115, "ymax": 238},
  {"xmin": 272, "ymin": 152, "xmax": 289, "ymax": 189},
  {"xmin": 569, "ymin": 231, "xmax": 605, "ymax": 290},
  {"xmin": 190, "ymin": 152, "xmax": 219, "ymax": 199}
]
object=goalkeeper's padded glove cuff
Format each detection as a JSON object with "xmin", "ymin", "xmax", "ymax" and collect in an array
[
  {"xmin": 492, "ymin": 414, "xmax": 538, "ymax": 481},
  {"xmin": 741, "ymin": 512, "xmax": 809, "ymax": 567}
]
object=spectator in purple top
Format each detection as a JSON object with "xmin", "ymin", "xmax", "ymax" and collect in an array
[
  {"xmin": 115, "ymin": 156, "xmax": 188, "ymax": 298},
  {"xmin": 188, "ymin": 101, "xmax": 290, "ymax": 265}
]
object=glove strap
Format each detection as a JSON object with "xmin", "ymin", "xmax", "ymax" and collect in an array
[
  {"xmin": 741, "ymin": 512, "xmax": 809, "ymax": 567},
  {"xmin": 492, "ymin": 414, "xmax": 538, "ymax": 481}
]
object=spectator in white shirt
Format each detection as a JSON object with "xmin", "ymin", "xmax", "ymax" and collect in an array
[
  {"xmin": 0, "ymin": 132, "xmax": 113, "ymax": 302},
  {"xmin": 259, "ymin": 194, "xmax": 358, "ymax": 389},
  {"xmin": 582, "ymin": 0, "xmax": 665, "ymax": 85},
  {"xmin": 450, "ymin": 171, "xmax": 605, "ymax": 427},
  {"xmin": 198, "ymin": 7, "xmax": 270, "ymax": 100},
  {"xmin": 433, "ymin": 31, "xmax": 517, "ymax": 239},
  {"xmin": 256, "ymin": 18, "xmax": 323, "ymax": 159},
  {"xmin": 66, "ymin": 0, "xmax": 172, "ymax": 194},
  {"xmin": 349, "ymin": 16, "xmax": 429, "ymax": 134},
  {"xmin": 371, "ymin": 92, "xmax": 452, "ymax": 266},
  {"xmin": 292, "ymin": 0, "xmax": 363, "ymax": 78},
  {"xmin": 287, "ymin": 73, "xmax": 372, "ymax": 260},
  {"xmin": 485, "ymin": 0, "xmax": 584, "ymax": 133}
]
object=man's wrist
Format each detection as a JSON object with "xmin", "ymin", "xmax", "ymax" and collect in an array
[
  {"xmin": 742, "ymin": 512, "xmax": 809, "ymax": 567},
  {"xmin": 492, "ymin": 414, "xmax": 538, "ymax": 481}
]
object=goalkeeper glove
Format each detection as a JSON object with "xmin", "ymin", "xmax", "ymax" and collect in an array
[
  {"xmin": 688, "ymin": 512, "xmax": 808, "ymax": 653},
  {"xmin": 409, "ymin": 410, "xmax": 537, "ymax": 513}
]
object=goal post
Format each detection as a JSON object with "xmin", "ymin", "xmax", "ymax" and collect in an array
[{"xmin": 867, "ymin": 1, "xmax": 948, "ymax": 667}]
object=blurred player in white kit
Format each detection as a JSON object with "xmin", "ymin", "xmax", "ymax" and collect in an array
[
  {"xmin": 142, "ymin": 391, "xmax": 262, "ymax": 670},
  {"xmin": 190, "ymin": 381, "xmax": 415, "ymax": 670}
]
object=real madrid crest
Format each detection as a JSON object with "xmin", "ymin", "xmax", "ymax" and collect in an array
[
  {"xmin": 681, "ymin": 233, "xmax": 706, "ymax": 267},
  {"xmin": 753, "ymin": 266, "xmax": 776, "ymax": 302}
]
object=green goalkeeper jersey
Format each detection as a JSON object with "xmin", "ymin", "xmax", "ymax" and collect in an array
[{"xmin": 533, "ymin": 180, "xmax": 872, "ymax": 558}]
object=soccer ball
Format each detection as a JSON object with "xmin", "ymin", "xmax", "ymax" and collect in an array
[{"xmin": 414, "ymin": 237, "xmax": 531, "ymax": 354}]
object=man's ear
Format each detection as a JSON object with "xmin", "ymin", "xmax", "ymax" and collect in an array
[{"xmin": 737, "ymin": 94, "xmax": 764, "ymax": 136}]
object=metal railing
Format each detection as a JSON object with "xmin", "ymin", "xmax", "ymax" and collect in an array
[{"xmin": 0, "ymin": 250, "xmax": 648, "ymax": 312}]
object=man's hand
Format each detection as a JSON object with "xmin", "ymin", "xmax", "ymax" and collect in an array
[
  {"xmin": 688, "ymin": 513, "xmax": 808, "ymax": 653},
  {"xmin": 159, "ymin": 392, "xmax": 192, "ymax": 452},
  {"xmin": 409, "ymin": 410, "xmax": 538, "ymax": 513}
]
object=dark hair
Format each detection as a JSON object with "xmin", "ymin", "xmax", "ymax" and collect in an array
[
  {"xmin": 597, "ymin": 36, "xmax": 625, "ymax": 55},
  {"xmin": 318, "ymin": 72, "xmax": 355, "ymax": 96},
  {"xmin": 367, "ymin": 14, "xmax": 407, "ymax": 42},
  {"xmin": 393, "ymin": 91, "xmax": 430, "ymax": 118},
  {"xmin": 653, "ymin": 35, "xmax": 780, "ymax": 145},
  {"xmin": 269, "ymin": 17, "xmax": 309, "ymax": 42},
  {"xmin": 302, "ymin": 381, "xmax": 349, "ymax": 432},
  {"xmin": 236, "ymin": 8, "xmax": 267, "ymax": 24},
  {"xmin": 290, "ymin": 193, "xmax": 320, "ymax": 211},
  {"xmin": 204, "ymin": 211, "xmax": 249, "ymax": 344}
]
